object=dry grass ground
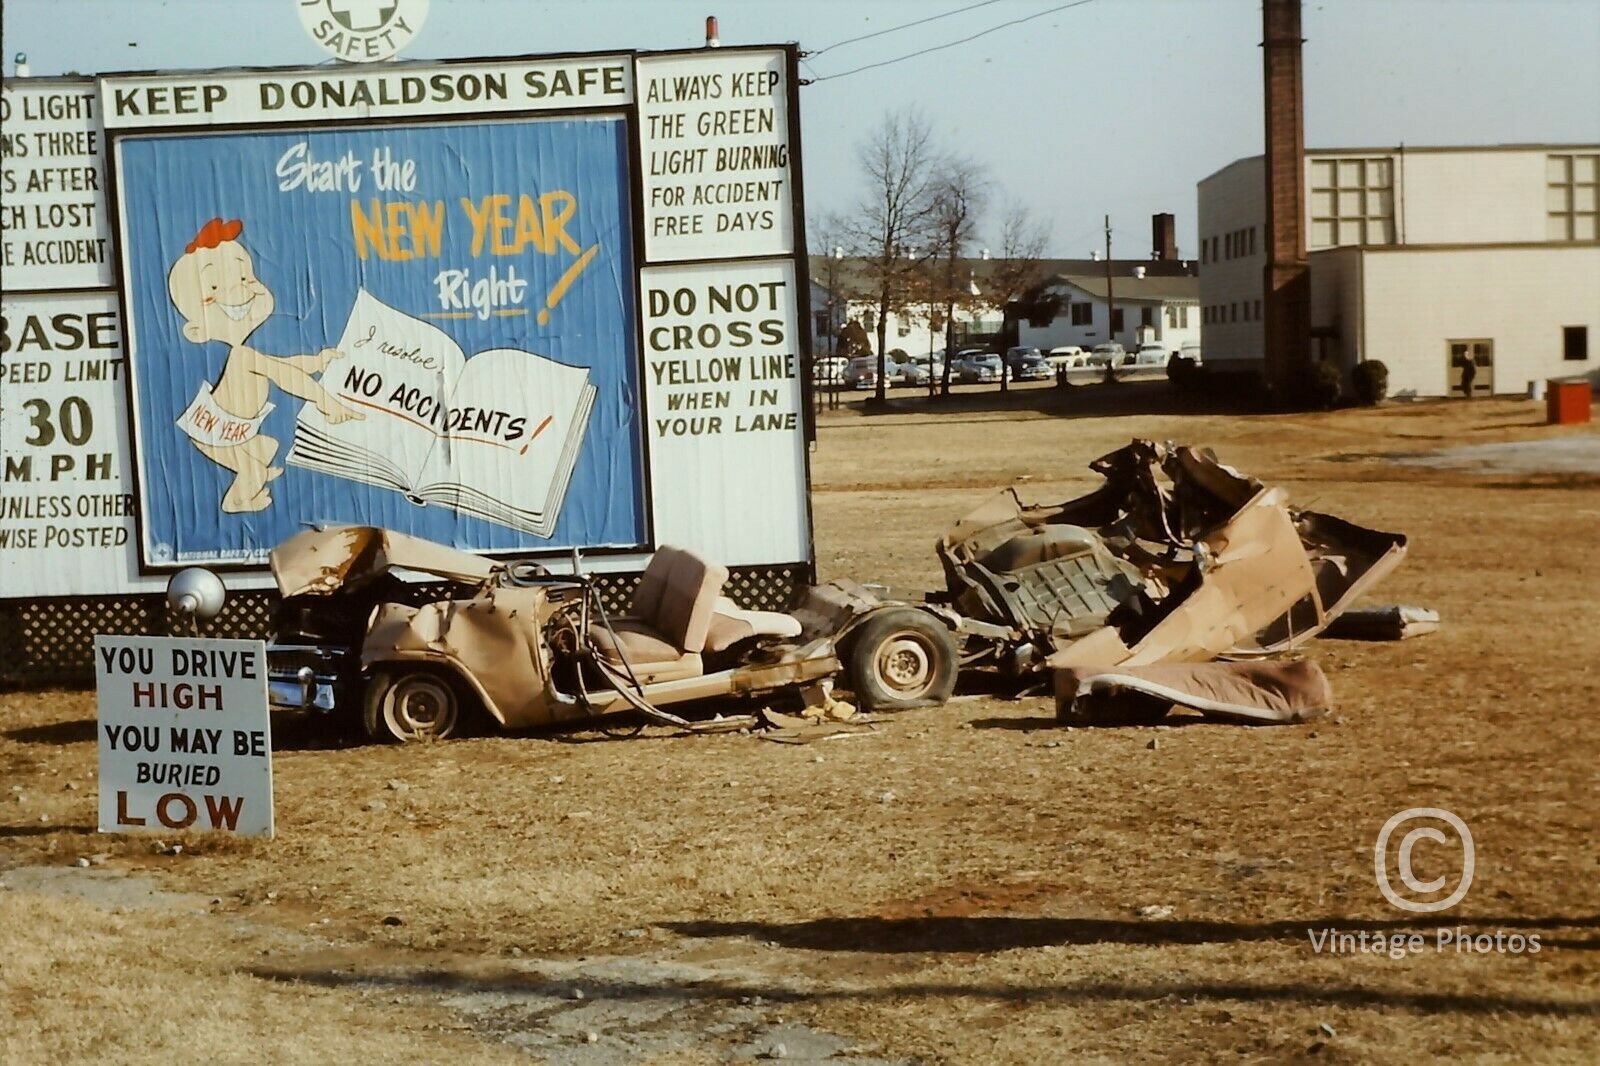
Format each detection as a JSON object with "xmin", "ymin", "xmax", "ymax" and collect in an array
[{"xmin": 3, "ymin": 385, "xmax": 1598, "ymax": 1063}]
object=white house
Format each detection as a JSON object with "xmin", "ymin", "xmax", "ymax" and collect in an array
[
  {"xmin": 1197, "ymin": 144, "xmax": 1599, "ymax": 396},
  {"xmin": 810, "ymin": 245, "xmax": 1198, "ymax": 359},
  {"xmin": 807, "ymin": 256, "xmax": 1004, "ymax": 359},
  {"xmin": 1015, "ymin": 272, "xmax": 1200, "ymax": 353}
]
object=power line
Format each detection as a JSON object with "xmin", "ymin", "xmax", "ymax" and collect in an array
[
  {"xmin": 809, "ymin": 0, "xmax": 1006, "ymax": 58},
  {"xmin": 810, "ymin": 0, "xmax": 1099, "ymax": 83}
]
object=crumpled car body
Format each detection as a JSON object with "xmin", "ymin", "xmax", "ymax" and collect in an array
[
  {"xmin": 936, "ymin": 439, "xmax": 1408, "ymax": 671},
  {"xmin": 264, "ymin": 526, "xmax": 840, "ymax": 737}
]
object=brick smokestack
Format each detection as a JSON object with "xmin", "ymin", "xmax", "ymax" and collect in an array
[
  {"xmin": 1261, "ymin": 0, "xmax": 1311, "ymax": 396},
  {"xmin": 1151, "ymin": 213, "xmax": 1177, "ymax": 261}
]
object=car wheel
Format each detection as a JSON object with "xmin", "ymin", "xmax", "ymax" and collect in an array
[
  {"xmin": 363, "ymin": 669, "xmax": 464, "ymax": 743},
  {"xmin": 845, "ymin": 609, "xmax": 959, "ymax": 711}
]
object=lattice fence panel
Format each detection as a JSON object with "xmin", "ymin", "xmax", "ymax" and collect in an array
[{"xmin": 0, "ymin": 563, "xmax": 807, "ymax": 689}]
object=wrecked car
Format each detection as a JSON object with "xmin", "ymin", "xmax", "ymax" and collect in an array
[
  {"xmin": 251, "ymin": 439, "xmax": 1409, "ymax": 740},
  {"xmin": 262, "ymin": 526, "xmax": 962, "ymax": 742},
  {"xmin": 831, "ymin": 438, "xmax": 1412, "ymax": 723}
]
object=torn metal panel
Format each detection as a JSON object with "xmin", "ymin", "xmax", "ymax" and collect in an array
[
  {"xmin": 936, "ymin": 490, "xmax": 1145, "ymax": 640},
  {"xmin": 1050, "ymin": 486, "xmax": 1320, "ymax": 668},
  {"xmin": 271, "ymin": 524, "xmax": 498, "ymax": 597},
  {"xmin": 362, "ymin": 585, "xmax": 576, "ymax": 729},
  {"xmin": 937, "ymin": 440, "xmax": 1410, "ymax": 673},
  {"xmin": 1055, "ymin": 659, "xmax": 1333, "ymax": 725}
]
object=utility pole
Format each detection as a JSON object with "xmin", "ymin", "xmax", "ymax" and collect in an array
[{"xmin": 1104, "ymin": 215, "xmax": 1116, "ymax": 350}]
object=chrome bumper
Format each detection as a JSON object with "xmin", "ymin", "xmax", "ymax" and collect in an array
[{"xmin": 268, "ymin": 669, "xmax": 338, "ymax": 713}]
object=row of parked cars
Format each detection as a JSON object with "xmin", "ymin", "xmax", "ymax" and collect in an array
[
  {"xmin": 1026, "ymin": 341, "xmax": 1204, "ymax": 372},
  {"xmin": 816, "ymin": 342, "xmax": 1202, "ymax": 389}
]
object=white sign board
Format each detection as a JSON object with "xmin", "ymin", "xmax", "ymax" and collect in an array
[
  {"xmin": 0, "ymin": 45, "xmax": 813, "ymax": 604},
  {"xmin": 96, "ymin": 635, "xmax": 274, "ymax": 837},
  {"xmin": 0, "ymin": 291, "xmax": 172, "ymax": 595},
  {"xmin": 642, "ymin": 258, "xmax": 808, "ymax": 564},
  {"xmin": 636, "ymin": 49, "xmax": 794, "ymax": 263},
  {"xmin": 99, "ymin": 59, "xmax": 634, "ymax": 129},
  {"xmin": 0, "ymin": 80, "xmax": 113, "ymax": 290}
]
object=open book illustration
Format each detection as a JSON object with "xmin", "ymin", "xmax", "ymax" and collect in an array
[{"xmin": 287, "ymin": 289, "xmax": 596, "ymax": 537}]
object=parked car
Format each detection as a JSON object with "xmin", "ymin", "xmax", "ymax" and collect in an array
[
  {"xmin": 912, "ymin": 354, "xmax": 946, "ymax": 382},
  {"xmin": 1045, "ymin": 345, "xmax": 1090, "ymax": 369},
  {"xmin": 1178, "ymin": 341, "xmax": 1203, "ymax": 366},
  {"xmin": 894, "ymin": 357, "xmax": 930, "ymax": 387},
  {"xmin": 954, "ymin": 351, "xmax": 1004, "ymax": 383},
  {"xmin": 813, "ymin": 355, "xmax": 848, "ymax": 386},
  {"xmin": 1007, "ymin": 349, "xmax": 1053, "ymax": 382},
  {"xmin": 1087, "ymin": 342, "xmax": 1127, "ymax": 368},
  {"xmin": 1131, "ymin": 343, "xmax": 1170, "ymax": 369},
  {"xmin": 844, "ymin": 356, "xmax": 879, "ymax": 390}
]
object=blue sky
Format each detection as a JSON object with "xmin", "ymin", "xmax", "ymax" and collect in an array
[{"xmin": 4, "ymin": 0, "xmax": 1597, "ymax": 257}]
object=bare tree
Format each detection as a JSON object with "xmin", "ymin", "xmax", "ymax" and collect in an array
[
  {"xmin": 985, "ymin": 201, "xmax": 1053, "ymax": 392},
  {"xmin": 926, "ymin": 157, "xmax": 990, "ymax": 396},
  {"xmin": 806, "ymin": 214, "xmax": 851, "ymax": 359},
  {"xmin": 840, "ymin": 108, "xmax": 941, "ymax": 404}
]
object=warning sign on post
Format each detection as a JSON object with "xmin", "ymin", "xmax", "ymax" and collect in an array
[{"xmin": 95, "ymin": 635, "xmax": 274, "ymax": 837}]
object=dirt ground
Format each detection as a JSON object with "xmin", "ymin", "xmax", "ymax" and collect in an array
[{"xmin": 4, "ymin": 385, "xmax": 1598, "ymax": 1064}]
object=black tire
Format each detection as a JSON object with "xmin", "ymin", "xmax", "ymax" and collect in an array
[
  {"xmin": 363, "ymin": 668, "xmax": 465, "ymax": 743},
  {"xmin": 845, "ymin": 609, "xmax": 959, "ymax": 711}
]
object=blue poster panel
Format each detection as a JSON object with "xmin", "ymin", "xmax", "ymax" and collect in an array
[{"xmin": 115, "ymin": 116, "xmax": 644, "ymax": 567}]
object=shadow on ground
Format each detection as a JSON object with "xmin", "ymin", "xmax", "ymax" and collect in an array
[
  {"xmin": 663, "ymin": 913, "xmax": 1600, "ymax": 956},
  {"xmin": 3, "ymin": 718, "xmax": 98, "ymax": 745},
  {"xmin": 250, "ymin": 942, "xmax": 1600, "ymax": 1017}
]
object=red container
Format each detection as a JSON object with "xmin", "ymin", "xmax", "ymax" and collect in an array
[{"xmin": 1546, "ymin": 380, "xmax": 1593, "ymax": 425}]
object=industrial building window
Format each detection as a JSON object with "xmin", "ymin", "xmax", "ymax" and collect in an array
[
  {"xmin": 1111, "ymin": 309, "xmax": 1124, "ymax": 333},
  {"xmin": 1565, "ymin": 326, "xmax": 1590, "ymax": 361},
  {"xmin": 1071, "ymin": 302, "xmax": 1092, "ymax": 326},
  {"xmin": 1309, "ymin": 156, "xmax": 1395, "ymax": 248},
  {"xmin": 1547, "ymin": 155, "xmax": 1598, "ymax": 241},
  {"xmin": 1253, "ymin": 299, "xmax": 1262, "ymax": 320},
  {"xmin": 1140, "ymin": 307, "xmax": 1153, "ymax": 328}
]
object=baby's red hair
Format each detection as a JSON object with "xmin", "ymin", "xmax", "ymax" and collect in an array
[{"xmin": 185, "ymin": 217, "xmax": 243, "ymax": 254}]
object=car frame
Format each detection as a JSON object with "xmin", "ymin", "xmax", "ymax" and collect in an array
[{"xmin": 259, "ymin": 527, "xmax": 963, "ymax": 742}]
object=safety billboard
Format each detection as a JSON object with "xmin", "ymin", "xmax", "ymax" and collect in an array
[{"xmin": 0, "ymin": 45, "xmax": 811, "ymax": 596}]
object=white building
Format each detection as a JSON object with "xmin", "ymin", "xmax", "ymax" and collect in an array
[
  {"xmin": 1197, "ymin": 144, "xmax": 1599, "ymax": 396},
  {"xmin": 1016, "ymin": 273, "xmax": 1200, "ymax": 353},
  {"xmin": 807, "ymin": 256, "xmax": 1004, "ymax": 359}
]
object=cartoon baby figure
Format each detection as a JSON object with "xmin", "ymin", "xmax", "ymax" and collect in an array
[{"xmin": 167, "ymin": 217, "xmax": 361, "ymax": 513}]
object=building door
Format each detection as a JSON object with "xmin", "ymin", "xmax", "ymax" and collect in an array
[{"xmin": 1446, "ymin": 339, "xmax": 1493, "ymax": 398}]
